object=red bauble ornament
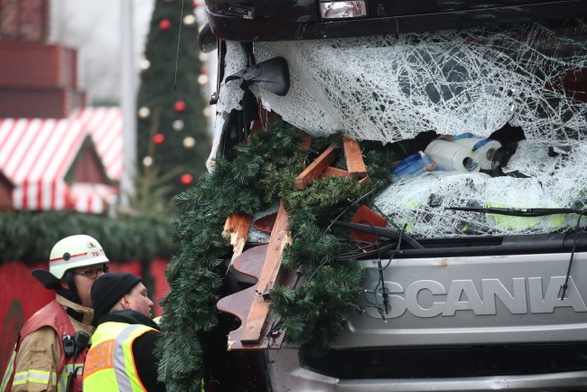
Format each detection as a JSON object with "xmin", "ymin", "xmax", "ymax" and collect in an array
[
  {"xmin": 200, "ymin": 66, "xmax": 208, "ymax": 75},
  {"xmin": 159, "ymin": 19, "xmax": 171, "ymax": 30},
  {"xmin": 174, "ymin": 100, "xmax": 186, "ymax": 112},
  {"xmin": 154, "ymin": 133, "xmax": 165, "ymax": 144},
  {"xmin": 193, "ymin": 0, "xmax": 201, "ymax": 8},
  {"xmin": 180, "ymin": 173, "xmax": 193, "ymax": 185}
]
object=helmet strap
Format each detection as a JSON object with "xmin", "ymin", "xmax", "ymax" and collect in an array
[{"xmin": 55, "ymin": 271, "xmax": 82, "ymax": 305}]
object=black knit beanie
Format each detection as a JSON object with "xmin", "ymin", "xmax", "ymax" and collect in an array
[{"xmin": 91, "ymin": 272, "xmax": 142, "ymax": 325}]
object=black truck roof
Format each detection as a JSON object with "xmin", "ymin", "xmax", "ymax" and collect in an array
[{"xmin": 205, "ymin": 0, "xmax": 587, "ymax": 42}]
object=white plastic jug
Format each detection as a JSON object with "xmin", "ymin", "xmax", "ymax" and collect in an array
[
  {"xmin": 424, "ymin": 139, "xmax": 480, "ymax": 172},
  {"xmin": 452, "ymin": 137, "xmax": 502, "ymax": 170}
]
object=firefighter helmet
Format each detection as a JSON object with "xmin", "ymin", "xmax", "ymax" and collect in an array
[{"xmin": 32, "ymin": 235, "xmax": 109, "ymax": 289}]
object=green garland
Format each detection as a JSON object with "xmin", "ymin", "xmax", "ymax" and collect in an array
[
  {"xmin": 0, "ymin": 210, "xmax": 175, "ymax": 263},
  {"xmin": 158, "ymin": 120, "xmax": 406, "ymax": 391}
]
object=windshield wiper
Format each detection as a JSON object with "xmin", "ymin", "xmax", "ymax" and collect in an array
[
  {"xmin": 448, "ymin": 206, "xmax": 587, "ymax": 301},
  {"xmin": 446, "ymin": 206, "xmax": 585, "ymax": 217},
  {"xmin": 334, "ymin": 221, "xmax": 424, "ymax": 249}
]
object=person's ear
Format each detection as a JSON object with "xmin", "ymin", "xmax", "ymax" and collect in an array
[
  {"xmin": 59, "ymin": 280, "xmax": 70, "ymax": 290},
  {"xmin": 120, "ymin": 295, "xmax": 130, "ymax": 309}
]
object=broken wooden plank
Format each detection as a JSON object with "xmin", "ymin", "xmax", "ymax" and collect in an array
[
  {"xmin": 240, "ymin": 293, "xmax": 272, "ymax": 345},
  {"xmin": 223, "ymin": 213, "xmax": 253, "ymax": 269},
  {"xmin": 293, "ymin": 144, "xmax": 339, "ymax": 190},
  {"xmin": 321, "ymin": 166, "xmax": 350, "ymax": 178},
  {"xmin": 217, "ymin": 245, "xmax": 286, "ymax": 350},
  {"xmin": 342, "ymin": 136, "xmax": 368, "ymax": 178},
  {"xmin": 256, "ymin": 203, "xmax": 291, "ymax": 296},
  {"xmin": 241, "ymin": 202, "xmax": 291, "ymax": 344}
]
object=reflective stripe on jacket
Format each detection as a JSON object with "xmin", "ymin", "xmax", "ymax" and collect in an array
[
  {"xmin": 1, "ymin": 298, "xmax": 91, "ymax": 392},
  {"xmin": 83, "ymin": 322, "xmax": 156, "ymax": 392}
]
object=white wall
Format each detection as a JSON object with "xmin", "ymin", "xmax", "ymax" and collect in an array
[{"xmin": 49, "ymin": 0, "xmax": 154, "ymax": 103}]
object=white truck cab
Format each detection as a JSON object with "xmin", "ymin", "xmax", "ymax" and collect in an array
[{"xmin": 196, "ymin": 1, "xmax": 587, "ymax": 390}]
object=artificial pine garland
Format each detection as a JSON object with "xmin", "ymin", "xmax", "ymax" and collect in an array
[{"xmin": 157, "ymin": 119, "xmax": 403, "ymax": 391}]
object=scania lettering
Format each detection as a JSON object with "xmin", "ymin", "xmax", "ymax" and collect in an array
[{"xmin": 363, "ymin": 276, "xmax": 587, "ymax": 319}]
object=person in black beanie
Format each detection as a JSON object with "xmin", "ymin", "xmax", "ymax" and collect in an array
[{"xmin": 83, "ymin": 272, "xmax": 166, "ymax": 392}]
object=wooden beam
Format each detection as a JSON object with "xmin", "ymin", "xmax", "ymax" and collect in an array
[
  {"xmin": 293, "ymin": 145, "xmax": 339, "ymax": 190},
  {"xmin": 342, "ymin": 137, "xmax": 367, "ymax": 178},
  {"xmin": 241, "ymin": 202, "xmax": 291, "ymax": 344},
  {"xmin": 217, "ymin": 245, "xmax": 287, "ymax": 350},
  {"xmin": 256, "ymin": 203, "xmax": 291, "ymax": 296},
  {"xmin": 321, "ymin": 166, "xmax": 350, "ymax": 178}
]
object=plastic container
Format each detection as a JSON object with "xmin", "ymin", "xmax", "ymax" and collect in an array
[
  {"xmin": 392, "ymin": 151, "xmax": 433, "ymax": 176},
  {"xmin": 424, "ymin": 139, "xmax": 480, "ymax": 172},
  {"xmin": 452, "ymin": 137, "xmax": 502, "ymax": 170},
  {"xmin": 451, "ymin": 132, "xmax": 476, "ymax": 140}
]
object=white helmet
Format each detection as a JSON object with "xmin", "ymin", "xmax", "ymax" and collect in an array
[{"xmin": 33, "ymin": 234, "xmax": 109, "ymax": 288}]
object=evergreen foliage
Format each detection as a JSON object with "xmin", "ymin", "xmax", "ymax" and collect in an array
[
  {"xmin": 0, "ymin": 211, "xmax": 174, "ymax": 263},
  {"xmin": 159, "ymin": 120, "xmax": 402, "ymax": 391},
  {"xmin": 137, "ymin": 0, "xmax": 210, "ymax": 200}
]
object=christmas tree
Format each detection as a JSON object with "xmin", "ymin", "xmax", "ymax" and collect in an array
[{"xmin": 137, "ymin": 0, "xmax": 210, "ymax": 200}]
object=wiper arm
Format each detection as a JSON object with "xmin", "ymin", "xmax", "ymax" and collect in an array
[
  {"xmin": 450, "ymin": 206, "xmax": 587, "ymax": 302},
  {"xmin": 334, "ymin": 221, "xmax": 424, "ymax": 249},
  {"xmin": 447, "ymin": 206, "xmax": 585, "ymax": 217}
]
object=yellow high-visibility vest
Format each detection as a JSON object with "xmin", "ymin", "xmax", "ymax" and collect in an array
[{"xmin": 83, "ymin": 321, "xmax": 156, "ymax": 392}]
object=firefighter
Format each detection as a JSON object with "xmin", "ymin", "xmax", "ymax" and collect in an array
[
  {"xmin": 83, "ymin": 272, "xmax": 165, "ymax": 392},
  {"xmin": 1, "ymin": 234, "xmax": 110, "ymax": 392}
]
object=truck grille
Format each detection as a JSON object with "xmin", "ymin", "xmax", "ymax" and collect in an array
[{"xmin": 300, "ymin": 344, "xmax": 587, "ymax": 379}]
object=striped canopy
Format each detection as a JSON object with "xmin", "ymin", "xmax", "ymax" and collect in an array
[{"xmin": 0, "ymin": 107, "xmax": 123, "ymax": 214}]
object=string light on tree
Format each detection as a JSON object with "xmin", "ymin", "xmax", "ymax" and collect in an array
[
  {"xmin": 138, "ymin": 107, "xmax": 150, "ymax": 119},
  {"xmin": 142, "ymin": 156, "xmax": 153, "ymax": 167},
  {"xmin": 154, "ymin": 133, "xmax": 165, "ymax": 144},
  {"xmin": 180, "ymin": 173, "xmax": 193, "ymax": 185},
  {"xmin": 197, "ymin": 74, "xmax": 209, "ymax": 85},
  {"xmin": 140, "ymin": 59, "xmax": 151, "ymax": 71},
  {"xmin": 183, "ymin": 14, "xmax": 196, "ymax": 26},
  {"xmin": 183, "ymin": 137, "xmax": 196, "ymax": 149},
  {"xmin": 159, "ymin": 19, "xmax": 171, "ymax": 30},
  {"xmin": 174, "ymin": 100, "xmax": 186, "ymax": 113},
  {"xmin": 172, "ymin": 119, "xmax": 185, "ymax": 131}
]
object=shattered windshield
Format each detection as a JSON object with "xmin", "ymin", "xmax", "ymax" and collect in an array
[
  {"xmin": 253, "ymin": 19, "xmax": 586, "ymax": 142},
  {"xmin": 217, "ymin": 18, "xmax": 587, "ymax": 237}
]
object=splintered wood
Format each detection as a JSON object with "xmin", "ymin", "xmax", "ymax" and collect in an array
[{"xmin": 223, "ymin": 213, "xmax": 253, "ymax": 269}]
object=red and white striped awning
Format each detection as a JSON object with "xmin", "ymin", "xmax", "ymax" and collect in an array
[
  {"xmin": 78, "ymin": 106, "xmax": 123, "ymax": 182},
  {"xmin": 0, "ymin": 106, "xmax": 123, "ymax": 214}
]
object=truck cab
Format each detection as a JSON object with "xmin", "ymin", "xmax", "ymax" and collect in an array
[{"xmin": 198, "ymin": 1, "xmax": 587, "ymax": 390}]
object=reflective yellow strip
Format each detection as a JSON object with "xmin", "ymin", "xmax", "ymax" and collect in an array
[
  {"xmin": 12, "ymin": 370, "xmax": 57, "ymax": 387},
  {"xmin": 58, "ymin": 363, "xmax": 84, "ymax": 392},
  {"xmin": 0, "ymin": 347, "xmax": 16, "ymax": 392}
]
